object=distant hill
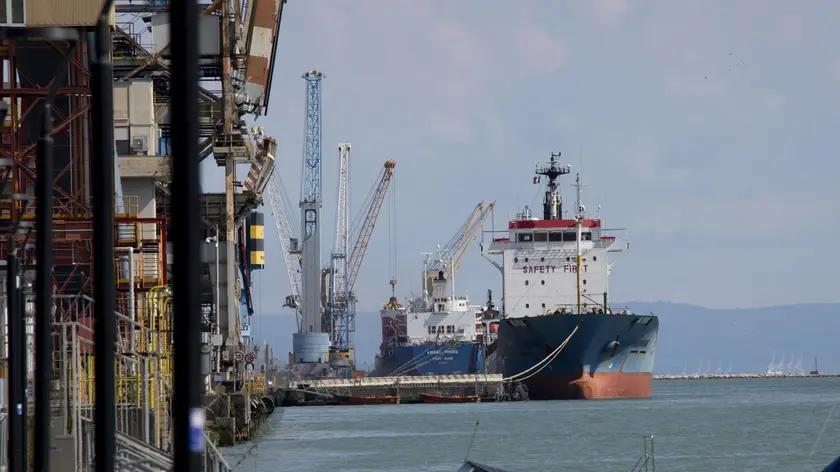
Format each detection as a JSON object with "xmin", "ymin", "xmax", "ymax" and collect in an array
[{"xmin": 248, "ymin": 302, "xmax": 840, "ymax": 374}]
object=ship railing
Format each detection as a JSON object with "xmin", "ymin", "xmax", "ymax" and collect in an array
[{"xmin": 539, "ymin": 304, "xmax": 634, "ymax": 315}]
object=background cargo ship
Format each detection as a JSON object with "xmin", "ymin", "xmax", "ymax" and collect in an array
[
  {"xmin": 374, "ymin": 203, "xmax": 495, "ymax": 376},
  {"xmin": 482, "ymin": 153, "xmax": 660, "ymax": 400}
]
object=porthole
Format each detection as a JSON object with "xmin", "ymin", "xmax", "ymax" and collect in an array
[
  {"xmin": 514, "ymin": 257, "xmax": 518, "ymax": 263},
  {"xmin": 525, "ymin": 280, "xmax": 529, "ymax": 286},
  {"xmin": 541, "ymin": 303, "xmax": 546, "ymax": 308},
  {"xmin": 593, "ymin": 256, "xmax": 597, "ymax": 262},
  {"xmin": 540, "ymin": 257, "xmax": 545, "ymax": 262},
  {"xmin": 566, "ymin": 257, "xmax": 570, "ymax": 262},
  {"xmin": 541, "ymin": 280, "xmax": 545, "ymax": 285},
  {"xmin": 583, "ymin": 279, "xmax": 587, "ymax": 285},
  {"xmin": 525, "ymin": 257, "xmax": 529, "ymax": 262},
  {"xmin": 525, "ymin": 303, "xmax": 530, "ymax": 308}
]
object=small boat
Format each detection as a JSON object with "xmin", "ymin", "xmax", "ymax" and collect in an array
[
  {"xmin": 333, "ymin": 394, "xmax": 400, "ymax": 405},
  {"xmin": 421, "ymin": 393, "xmax": 481, "ymax": 403}
]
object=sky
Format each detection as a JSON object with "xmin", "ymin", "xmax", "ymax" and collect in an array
[{"xmin": 201, "ymin": 0, "xmax": 840, "ymax": 314}]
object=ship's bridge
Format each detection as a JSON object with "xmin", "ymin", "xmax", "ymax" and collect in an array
[{"xmin": 484, "ymin": 218, "xmax": 626, "ymax": 254}]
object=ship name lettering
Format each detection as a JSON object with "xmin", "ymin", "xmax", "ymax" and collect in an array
[
  {"xmin": 563, "ymin": 264, "xmax": 588, "ymax": 273},
  {"xmin": 522, "ymin": 265, "xmax": 556, "ymax": 274}
]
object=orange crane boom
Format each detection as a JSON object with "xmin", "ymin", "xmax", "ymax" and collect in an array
[{"xmin": 347, "ymin": 160, "xmax": 395, "ymax": 292}]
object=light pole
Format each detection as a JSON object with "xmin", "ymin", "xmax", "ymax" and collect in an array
[{"xmin": 205, "ymin": 227, "xmax": 221, "ymax": 374}]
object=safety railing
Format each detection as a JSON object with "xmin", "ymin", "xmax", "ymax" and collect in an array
[
  {"xmin": 49, "ymin": 293, "xmax": 176, "ymax": 470},
  {"xmin": 115, "ymin": 250, "xmax": 164, "ymax": 289},
  {"xmin": 0, "ymin": 196, "xmax": 138, "ymax": 221},
  {"xmin": 116, "ymin": 218, "xmax": 163, "ymax": 246}
]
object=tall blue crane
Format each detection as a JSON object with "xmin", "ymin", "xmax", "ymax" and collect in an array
[{"xmin": 299, "ymin": 69, "xmax": 325, "ymax": 335}]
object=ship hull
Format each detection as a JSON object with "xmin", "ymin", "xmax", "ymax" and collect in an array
[
  {"xmin": 376, "ymin": 343, "xmax": 485, "ymax": 376},
  {"xmin": 494, "ymin": 313, "xmax": 658, "ymax": 400}
]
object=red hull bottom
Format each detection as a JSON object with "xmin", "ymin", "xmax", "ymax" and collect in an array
[{"xmin": 524, "ymin": 372, "xmax": 653, "ymax": 400}]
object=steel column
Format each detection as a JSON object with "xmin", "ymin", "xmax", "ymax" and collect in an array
[
  {"xmin": 90, "ymin": 6, "xmax": 117, "ymax": 472},
  {"xmin": 171, "ymin": 0, "xmax": 203, "ymax": 470}
]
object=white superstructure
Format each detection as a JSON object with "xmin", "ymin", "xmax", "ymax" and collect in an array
[
  {"xmin": 482, "ymin": 153, "xmax": 628, "ymax": 318},
  {"xmin": 380, "ymin": 268, "xmax": 484, "ymax": 347}
]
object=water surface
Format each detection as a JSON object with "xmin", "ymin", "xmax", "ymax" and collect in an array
[{"xmin": 225, "ymin": 377, "xmax": 840, "ymax": 471}]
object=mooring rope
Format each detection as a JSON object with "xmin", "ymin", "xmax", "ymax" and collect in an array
[{"xmin": 502, "ymin": 320, "xmax": 583, "ymax": 382}]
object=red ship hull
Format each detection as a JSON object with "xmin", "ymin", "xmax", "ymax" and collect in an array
[
  {"xmin": 333, "ymin": 394, "xmax": 401, "ymax": 405},
  {"xmin": 525, "ymin": 371, "xmax": 653, "ymax": 400},
  {"xmin": 420, "ymin": 393, "xmax": 481, "ymax": 403}
]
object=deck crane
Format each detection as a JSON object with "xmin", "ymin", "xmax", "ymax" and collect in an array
[{"xmin": 425, "ymin": 201, "xmax": 496, "ymax": 287}]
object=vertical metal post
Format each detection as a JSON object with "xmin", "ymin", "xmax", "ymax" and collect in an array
[
  {"xmin": 90, "ymin": 9, "xmax": 117, "ymax": 472},
  {"xmin": 6, "ymin": 237, "xmax": 21, "ymax": 472},
  {"xmin": 171, "ymin": 0, "xmax": 203, "ymax": 469},
  {"xmin": 214, "ymin": 227, "xmax": 221, "ymax": 374},
  {"xmin": 33, "ymin": 98, "xmax": 55, "ymax": 472}
]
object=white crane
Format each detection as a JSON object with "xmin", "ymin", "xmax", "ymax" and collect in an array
[{"xmin": 256, "ymin": 127, "xmax": 304, "ymax": 330}]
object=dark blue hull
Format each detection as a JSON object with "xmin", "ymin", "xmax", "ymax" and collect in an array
[
  {"xmin": 494, "ymin": 313, "xmax": 659, "ymax": 399},
  {"xmin": 377, "ymin": 343, "xmax": 485, "ymax": 376}
]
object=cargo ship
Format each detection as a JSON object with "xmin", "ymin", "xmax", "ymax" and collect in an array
[
  {"xmin": 482, "ymin": 152, "xmax": 659, "ymax": 400},
  {"xmin": 376, "ymin": 259, "xmax": 487, "ymax": 376},
  {"xmin": 374, "ymin": 203, "xmax": 495, "ymax": 377},
  {"xmin": 374, "ymin": 274, "xmax": 486, "ymax": 376}
]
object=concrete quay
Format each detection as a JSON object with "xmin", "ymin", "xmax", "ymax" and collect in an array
[
  {"xmin": 204, "ymin": 386, "xmax": 287, "ymax": 446},
  {"xmin": 283, "ymin": 374, "xmax": 527, "ymax": 405}
]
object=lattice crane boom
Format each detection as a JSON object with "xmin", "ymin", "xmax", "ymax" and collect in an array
[
  {"xmin": 433, "ymin": 202, "xmax": 483, "ymax": 267},
  {"xmin": 332, "ymin": 143, "xmax": 351, "ymax": 286},
  {"xmin": 448, "ymin": 201, "xmax": 495, "ymax": 277},
  {"xmin": 429, "ymin": 202, "xmax": 485, "ymax": 276},
  {"xmin": 299, "ymin": 69, "xmax": 325, "ymax": 334},
  {"xmin": 347, "ymin": 160, "xmax": 395, "ymax": 293},
  {"xmin": 329, "ymin": 144, "xmax": 351, "ymax": 346},
  {"xmin": 265, "ymin": 172, "xmax": 304, "ymax": 329}
]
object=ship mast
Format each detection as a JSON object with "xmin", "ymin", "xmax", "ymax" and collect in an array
[
  {"xmin": 575, "ymin": 173, "xmax": 583, "ymax": 314},
  {"xmin": 536, "ymin": 152, "xmax": 570, "ymax": 220}
]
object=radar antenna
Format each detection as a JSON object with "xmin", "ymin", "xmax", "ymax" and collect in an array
[{"xmin": 535, "ymin": 152, "xmax": 571, "ymax": 220}]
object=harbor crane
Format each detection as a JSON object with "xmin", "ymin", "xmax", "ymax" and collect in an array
[
  {"xmin": 262, "ymin": 69, "xmax": 396, "ymax": 371},
  {"xmin": 335, "ymin": 160, "xmax": 395, "ymax": 350}
]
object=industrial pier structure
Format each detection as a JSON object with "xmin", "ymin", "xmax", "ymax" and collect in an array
[{"xmin": 0, "ymin": 0, "xmax": 288, "ymax": 468}]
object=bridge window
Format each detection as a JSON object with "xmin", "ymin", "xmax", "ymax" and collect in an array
[
  {"xmin": 534, "ymin": 232, "xmax": 547, "ymax": 242},
  {"xmin": 518, "ymin": 233, "xmax": 533, "ymax": 242},
  {"xmin": 582, "ymin": 232, "xmax": 592, "ymax": 241},
  {"xmin": 525, "ymin": 304, "xmax": 530, "ymax": 308},
  {"xmin": 524, "ymin": 257, "xmax": 529, "ymax": 262},
  {"xmin": 562, "ymin": 232, "xmax": 576, "ymax": 242},
  {"xmin": 427, "ymin": 326, "xmax": 435, "ymax": 334},
  {"xmin": 549, "ymin": 232, "xmax": 563, "ymax": 242}
]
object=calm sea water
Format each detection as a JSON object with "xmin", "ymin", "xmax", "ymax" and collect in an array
[{"xmin": 224, "ymin": 377, "xmax": 840, "ymax": 471}]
